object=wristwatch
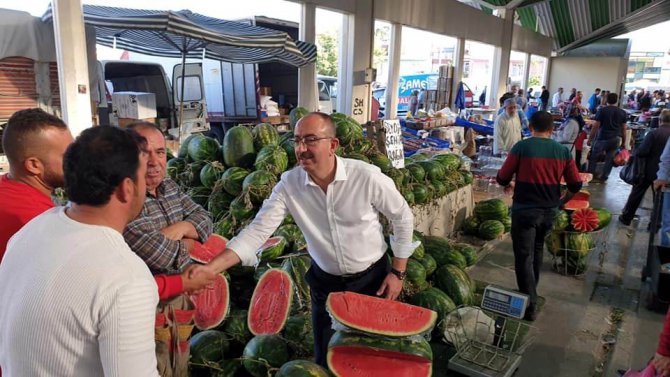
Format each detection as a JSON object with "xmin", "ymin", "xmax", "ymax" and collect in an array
[{"xmin": 390, "ymin": 268, "xmax": 407, "ymax": 280}]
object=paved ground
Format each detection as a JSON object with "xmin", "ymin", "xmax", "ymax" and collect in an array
[{"xmin": 464, "ymin": 167, "xmax": 667, "ymax": 377}]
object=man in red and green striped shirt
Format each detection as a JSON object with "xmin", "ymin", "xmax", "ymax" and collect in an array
[{"xmin": 496, "ymin": 111, "xmax": 582, "ymax": 321}]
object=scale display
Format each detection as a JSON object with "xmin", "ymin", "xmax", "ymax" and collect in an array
[{"xmin": 480, "ymin": 285, "xmax": 528, "ymax": 319}]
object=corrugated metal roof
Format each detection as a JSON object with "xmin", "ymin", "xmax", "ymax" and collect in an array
[{"xmin": 468, "ymin": 0, "xmax": 670, "ymax": 53}]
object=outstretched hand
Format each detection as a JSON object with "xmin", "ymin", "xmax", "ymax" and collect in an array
[
  {"xmin": 653, "ymin": 352, "xmax": 670, "ymax": 377},
  {"xmin": 181, "ymin": 264, "xmax": 216, "ymax": 294},
  {"xmin": 376, "ymin": 273, "xmax": 403, "ymax": 300}
]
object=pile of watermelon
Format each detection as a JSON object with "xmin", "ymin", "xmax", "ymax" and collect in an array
[
  {"xmin": 397, "ymin": 152, "xmax": 473, "ymax": 206},
  {"xmin": 326, "ymin": 291, "xmax": 436, "ymax": 376},
  {"xmin": 463, "ymin": 198, "xmax": 510, "ymax": 241},
  {"xmin": 546, "ymin": 192, "xmax": 611, "ymax": 275}
]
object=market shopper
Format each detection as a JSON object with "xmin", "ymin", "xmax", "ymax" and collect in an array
[
  {"xmin": 552, "ymin": 87, "xmax": 564, "ymax": 109},
  {"xmin": 652, "ymin": 307, "xmax": 670, "ymax": 375},
  {"xmin": 654, "ymin": 131, "xmax": 670, "ymax": 247},
  {"xmin": 408, "ymin": 90, "xmax": 419, "ymax": 115},
  {"xmin": 493, "ymin": 98, "xmax": 523, "ymax": 155},
  {"xmin": 540, "ymin": 86, "xmax": 550, "ymax": 111},
  {"xmin": 587, "ymin": 93, "xmax": 628, "ymax": 183},
  {"xmin": 0, "ymin": 108, "xmax": 73, "ymax": 261},
  {"xmin": 620, "ymin": 109, "xmax": 670, "ymax": 226},
  {"xmin": 496, "ymin": 111, "xmax": 583, "ymax": 321},
  {"xmin": 0, "ymin": 126, "xmax": 159, "ymax": 376},
  {"xmin": 556, "ymin": 105, "xmax": 582, "ymax": 159},
  {"xmin": 123, "ymin": 122, "xmax": 213, "ymax": 276},
  {"xmin": 200, "ymin": 112, "xmax": 418, "ymax": 366},
  {"xmin": 588, "ymin": 88, "xmax": 602, "ymax": 114}
]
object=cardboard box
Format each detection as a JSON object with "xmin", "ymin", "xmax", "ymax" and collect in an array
[
  {"xmin": 112, "ymin": 92, "xmax": 157, "ymax": 119},
  {"xmin": 118, "ymin": 117, "xmax": 156, "ymax": 129},
  {"xmin": 260, "ymin": 116, "xmax": 290, "ymax": 125}
]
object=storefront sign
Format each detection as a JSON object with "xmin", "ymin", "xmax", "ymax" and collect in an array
[
  {"xmin": 383, "ymin": 119, "xmax": 404, "ymax": 168},
  {"xmin": 351, "ymin": 85, "xmax": 369, "ymax": 124}
]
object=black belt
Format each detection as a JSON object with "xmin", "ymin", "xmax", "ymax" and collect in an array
[{"xmin": 338, "ymin": 256, "xmax": 387, "ymax": 281}]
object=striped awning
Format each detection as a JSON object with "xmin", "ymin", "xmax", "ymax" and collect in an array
[
  {"xmin": 460, "ymin": 0, "xmax": 670, "ymax": 53},
  {"xmin": 42, "ymin": 4, "xmax": 316, "ymax": 67}
]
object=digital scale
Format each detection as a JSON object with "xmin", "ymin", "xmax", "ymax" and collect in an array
[{"xmin": 447, "ymin": 285, "xmax": 531, "ymax": 377}]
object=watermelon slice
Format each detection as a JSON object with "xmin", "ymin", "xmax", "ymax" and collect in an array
[
  {"xmin": 571, "ymin": 208, "xmax": 600, "ymax": 232},
  {"xmin": 256, "ymin": 236, "xmax": 287, "ymax": 262},
  {"xmin": 248, "ymin": 269, "xmax": 293, "ymax": 335},
  {"xmin": 328, "ymin": 331, "xmax": 432, "ymax": 377},
  {"xmin": 190, "ymin": 234, "xmax": 228, "ymax": 264},
  {"xmin": 191, "ymin": 273, "xmax": 230, "ymax": 330},
  {"xmin": 563, "ymin": 199, "xmax": 590, "ymax": 211},
  {"xmin": 326, "ymin": 291, "xmax": 437, "ymax": 337},
  {"xmin": 561, "ymin": 172, "xmax": 593, "ymax": 185}
]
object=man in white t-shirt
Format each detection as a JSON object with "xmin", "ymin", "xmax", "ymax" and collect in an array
[
  {"xmin": 552, "ymin": 87, "xmax": 564, "ymax": 109},
  {"xmin": 0, "ymin": 126, "xmax": 159, "ymax": 377}
]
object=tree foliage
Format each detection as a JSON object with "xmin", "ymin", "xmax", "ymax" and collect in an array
[{"xmin": 316, "ymin": 32, "xmax": 338, "ymax": 77}]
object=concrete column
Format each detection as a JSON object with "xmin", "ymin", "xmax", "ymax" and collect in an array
[
  {"xmin": 451, "ymin": 37, "xmax": 466, "ymax": 109},
  {"xmin": 340, "ymin": 0, "xmax": 373, "ymax": 121},
  {"xmin": 522, "ymin": 52, "xmax": 531, "ymax": 91},
  {"xmin": 337, "ymin": 15, "xmax": 353, "ymax": 114},
  {"xmin": 385, "ymin": 23, "xmax": 402, "ymax": 120},
  {"xmin": 490, "ymin": 9, "xmax": 514, "ymax": 109},
  {"xmin": 299, "ymin": 3, "xmax": 318, "ymax": 112},
  {"xmin": 52, "ymin": 0, "xmax": 92, "ymax": 136}
]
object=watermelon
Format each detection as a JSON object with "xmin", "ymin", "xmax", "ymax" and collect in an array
[
  {"xmin": 434, "ymin": 264, "xmax": 474, "ymax": 306},
  {"xmin": 406, "ymin": 163, "xmax": 426, "ymax": 182},
  {"xmin": 190, "ymin": 273, "xmax": 230, "ymax": 330},
  {"xmin": 242, "ymin": 334, "xmax": 290, "ymax": 377},
  {"xmin": 423, "ymin": 236, "xmax": 456, "ymax": 267},
  {"xmin": 571, "ymin": 208, "xmax": 600, "ymax": 232},
  {"xmin": 479, "ymin": 220, "xmax": 505, "ymax": 240},
  {"xmin": 248, "ymin": 268, "xmax": 293, "ymax": 335},
  {"xmin": 223, "ymin": 125, "xmax": 256, "ymax": 168},
  {"xmin": 406, "ymin": 259, "xmax": 427, "ymax": 286},
  {"xmin": 594, "ymin": 208, "xmax": 612, "ymax": 230},
  {"xmin": 460, "ymin": 170, "xmax": 474, "ymax": 185},
  {"xmin": 283, "ymin": 314, "xmax": 314, "ymax": 357},
  {"xmin": 166, "ymin": 157, "xmax": 186, "ymax": 180},
  {"xmin": 462, "ymin": 216, "xmax": 480, "ymax": 235},
  {"xmin": 214, "ymin": 215, "xmax": 236, "ymax": 239},
  {"xmin": 401, "ymin": 187, "xmax": 415, "ymax": 206},
  {"xmin": 182, "ymin": 161, "xmax": 207, "ymax": 187},
  {"xmin": 474, "ymin": 199, "xmax": 509, "ymax": 222},
  {"xmin": 188, "ymin": 135, "xmax": 220, "ymax": 162},
  {"xmin": 252, "ymin": 123, "xmax": 280, "ymax": 150},
  {"xmin": 501, "ymin": 216, "xmax": 512, "ymax": 233},
  {"xmin": 257, "ymin": 236, "xmax": 287, "ymax": 262},
  {"xmin": 254, "ymin": 145, "xmax": 289, "ymax": 176},
  {"xmin": 431, "ymin": 153, "xmax": 461, "ymax": 171},
  {"xmin": 276, "ymin": 360, "xmax": 330, "ymax": 377},
  {"xmin": 566, "ymin": 232, "xmax": 594, "ymax": 257},
  {"xmin": 242, "ymin": 170, "xmax": 277, "ymax": 205},
  {"xmin": 222, "ymin": 309, "xmax": 252, "ymax": 345},
  {"xmin": 417, "ymin": 254, "xmax": 437, "ymax": 277},
  {"xmin": 199, "ymin": 161, "xmax": 226, "ymax": 189},
  {"xmin": 369, "ymin": 152, "xmax": 393, "ymax": 173},
  {"xmin": 561, "ymin": 172, "xmax": 593, "ymax": 185},
  {"xmin": 189, "ymin": 330, "xmax": 229, "ymax": 368},
  {"xmin": 281, "ymin": 255, "xmax": 311, "ymax": 311},
  {"xmin": 412, "ymin": 185, "xmax": 429, "ymax": 205},
  {"xmin": 409, "ymin": 287, "xmax": 457, "ymax": 334},
  {"xmin": 326, "ymin": 291, "xmax": 437, "ymax": 337},
  {"xmin": 289, "ymin": 106, "xmax": 309, "ymax": 128},
  {"xmin": 190, "ymin": 234, "xmax": 228, "ymax": 264},
  {"xmin": 207, "ymin": 184, "xmax": 234, "ymax": 222},
  {"xmin": 280, "ymin": 137, "xmax": 297, "ymax": 167},
  {"xmin": 345, "ymin": 152, "xmax": 370, "ymax": 163},
  {"xmin": 416, "ymin": 160, "xmax": 445, "ymax": 183},
  {"xmin": 553, "ymin": 210, "xmax": 570, "ymax": 231},
  {"xmin": 433, "ymin": 180, "xmax": 448, "ymax": 198},
  {"xmin": 545, "ymin": 231, "xmax": 564, "ymax": 256},
  {"xmin": 178, "ymin": 134, "xmax": 201, "ymax": 159},
  {"xmin": 336, "ymin": 119, "xmax": 364, "ymax": 146},
  {"xmin": 410, "ymin": 234, "xmax": 425, "ymax": 259},
  {"xmin": 274, "ymin": 224, "xmax": 306, "ymax": 252},
  {"xmin": 229, "ymin": 193, "xmax": 255, "ymax": 222},
  {"xmin": 565, "ymin": 254, "xmax": 588, "ymax": 275},
  {"xmin": 221, "ymin": 166, "xmax": 250, "ymax": 196},
  {"xmin": 187, "ymin": 186, "xmax": 211, "ymax": 208},
  {"xmin": 563, "ymin": 199, "xmax": 590, "ymax": 210},
  {"xmin": 327, "ymin": 331, "xmax": 432, "ymax": 377},
  {"xmin": 452, "ymin": 243, "xmax": 477, "ymax": 266}
]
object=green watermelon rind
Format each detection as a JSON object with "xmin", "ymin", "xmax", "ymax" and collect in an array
[
  {"xmin": 242, "ymin": 334, "xmax": 290, "ymax": 377},
  {"xmin": 223, "ymin": 125, "xmax": 256, "ymax": 168},
  {"xmin": 276, "ymin": 360, "xmax": 331, "ymax": 377},
  {"xmin": 434, "ymin": 264, "xmax": 474, "ymax": 306},
  {"xmin": 327, "ymin": 330, "xmax": 433, "ymax": 362},
  {"xmin": 189, "ymin": 329, "xmax": 230, "ymax": 368}
]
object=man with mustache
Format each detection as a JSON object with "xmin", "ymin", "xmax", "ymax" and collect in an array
[{"xmin": 200, "ymin": 112, "xmax": 418, "ymax": 367}]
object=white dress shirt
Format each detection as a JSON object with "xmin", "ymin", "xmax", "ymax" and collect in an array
[
  {"xmin": 227, "ymin": 156, "xmax": 417, "ymax": 275},
  {"xmin": 493, "ymin": 112, "xmax": 522, "ymax": 155},
  {"xmin": 552, "ymin": 91, "xmax": 563, "ymax": 108}
]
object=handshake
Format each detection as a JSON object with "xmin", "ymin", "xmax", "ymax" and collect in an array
[{"xmin": 180, "ymin": 264, "xmax": 217, "ymax": 294}]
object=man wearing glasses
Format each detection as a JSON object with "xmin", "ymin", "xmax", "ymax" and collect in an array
[{"xmin": 200, "ymin": 112, "xmax": 418, "ymax": 367}]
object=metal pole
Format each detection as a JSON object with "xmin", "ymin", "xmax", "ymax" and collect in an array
[{"xmin": 178, "ymin": 51, "xmax": 186, "ymax": 140}]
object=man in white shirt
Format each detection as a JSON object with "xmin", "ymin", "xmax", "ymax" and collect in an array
[
  {"xmin": 494, "ymin": 98, "xmax": 523, "ymax": 155},
  {"xmin": 202, "ymin": 112, "xmax": 417, "ymax": 366},
  {"xmin": 0, "ymin": 126, "xmax": 159, "ymax": 377},
  {"xmin": 552, "ymin": 87, "xmax": 564, "ymax": 109}
]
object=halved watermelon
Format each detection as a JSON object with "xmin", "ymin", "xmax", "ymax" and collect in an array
[
  {"xmin": 248, "ymin": 268, "xmax": 293, "ymax": 335},
  {"xmin": 328, "ymin": 331, "xmax": 432, "ymax": 377},
  {"xmin": 191, "ymin": 273, "xmax": 230, "ymax": 330},
  {"xmin": 563, "ymin": 199, "xmax": 589, "ymax": 211},
  {"xmin": 256, "ymin": 236, "xmax": 287, "ymax": 262},
  {"xmin": 561, "ymin": 172, "xmax": 593, "ymax": 185},
  {"xmin": 571, "ymin": 208, "xmax": 600, "ymax": 232},
  {"xmin": 190, "ymin": 234, "xmax": 228, "ymax": 263},
  {"xmin": 325, "ymin": 291, "xmax": 437, "ymax": 337}
]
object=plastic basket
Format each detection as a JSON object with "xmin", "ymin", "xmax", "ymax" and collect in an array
[
  {"xmin": 444, "ymin": 306, "xmax": 536, "ymax": 372},
  {"xmin": 546, "ymin": 227, "xmax": 608, "ymax": 276}
]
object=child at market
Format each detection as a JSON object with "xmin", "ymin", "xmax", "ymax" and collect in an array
[{"xmin": 496, "ymin": 111, "xmax": 583, "ymax": 321}]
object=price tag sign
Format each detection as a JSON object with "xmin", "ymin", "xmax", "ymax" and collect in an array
[
  {"xmin": 351, "ymin": 85, "xmax": 369, "ymax": 124},
  {"xmin": 383, "ymin": 119, "xmax": 404, "ymax": 168}
]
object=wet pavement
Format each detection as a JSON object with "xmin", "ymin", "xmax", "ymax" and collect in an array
[{"xmin": 466, "ymin": 166, "xmax": 667, "ymax": 377}]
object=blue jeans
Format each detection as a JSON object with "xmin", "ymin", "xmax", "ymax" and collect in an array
[
  {"xmin": 662, "ymin": 192, "xmax": 670, "ymax": 246},
  {"xmin": 588, "ymin": 137, "xmax": 619, "ymax": 180}
]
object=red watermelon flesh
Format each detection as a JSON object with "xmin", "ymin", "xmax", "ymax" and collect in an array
[
  {"xmin": 326, "ymin": 291, "xmax": 437, "ymax": 337},
  {"xmin": 561, "ymin": 172, "xmax": 593, "ymax": 185},
  {"xmin": 571, "ymin": 191, "xmax": 590, "ymax": 201},
  {"xmin": 248, "ymin": 269, "xmax": 293, "ymax": 335},
  {"xmin": 190, "ymin": 234, "xmax": 228, "ymax": 263},
  {"xmin": 563, "ymin": 199, "xmax": 589, "ymax": 211},
  {"xmin": 571, "ymin": 208, "xmax": 600, "ymax": 232},
  {"xmin": 190, "ymin": 273, "xmax": 230, "ymax": 330},
  {"xmin": 328, "ymin": 346, "xmax": 432, "ymax": 377}
]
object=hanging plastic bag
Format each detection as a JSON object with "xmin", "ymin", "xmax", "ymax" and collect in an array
[{"xmin": 622, "ymin": 364, "xmax": 659, "ymax": 377}]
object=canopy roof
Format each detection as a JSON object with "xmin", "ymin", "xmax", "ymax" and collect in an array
[{"xmin": 42, "ymin": 4, "xmax": 316, "ymax": 67}]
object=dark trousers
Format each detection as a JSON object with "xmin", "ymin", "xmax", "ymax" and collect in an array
[
  {"xmin": 621, "ymin": 179, "xmax": 654, "ymax": 222},
  {"xmin": 588, "ymin": 137, "xmax": 619, "ymax": 180},
  {"xmin": 511, "ymin": 208, "xmax": 555, "ymax": 311},
  {"xmin": 305, "ymin": 257, "xmax": 390, "ymax": 367},
  {"xmin": 575, "ymin": 150, "xmax": 583, "ymax": 171}
]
